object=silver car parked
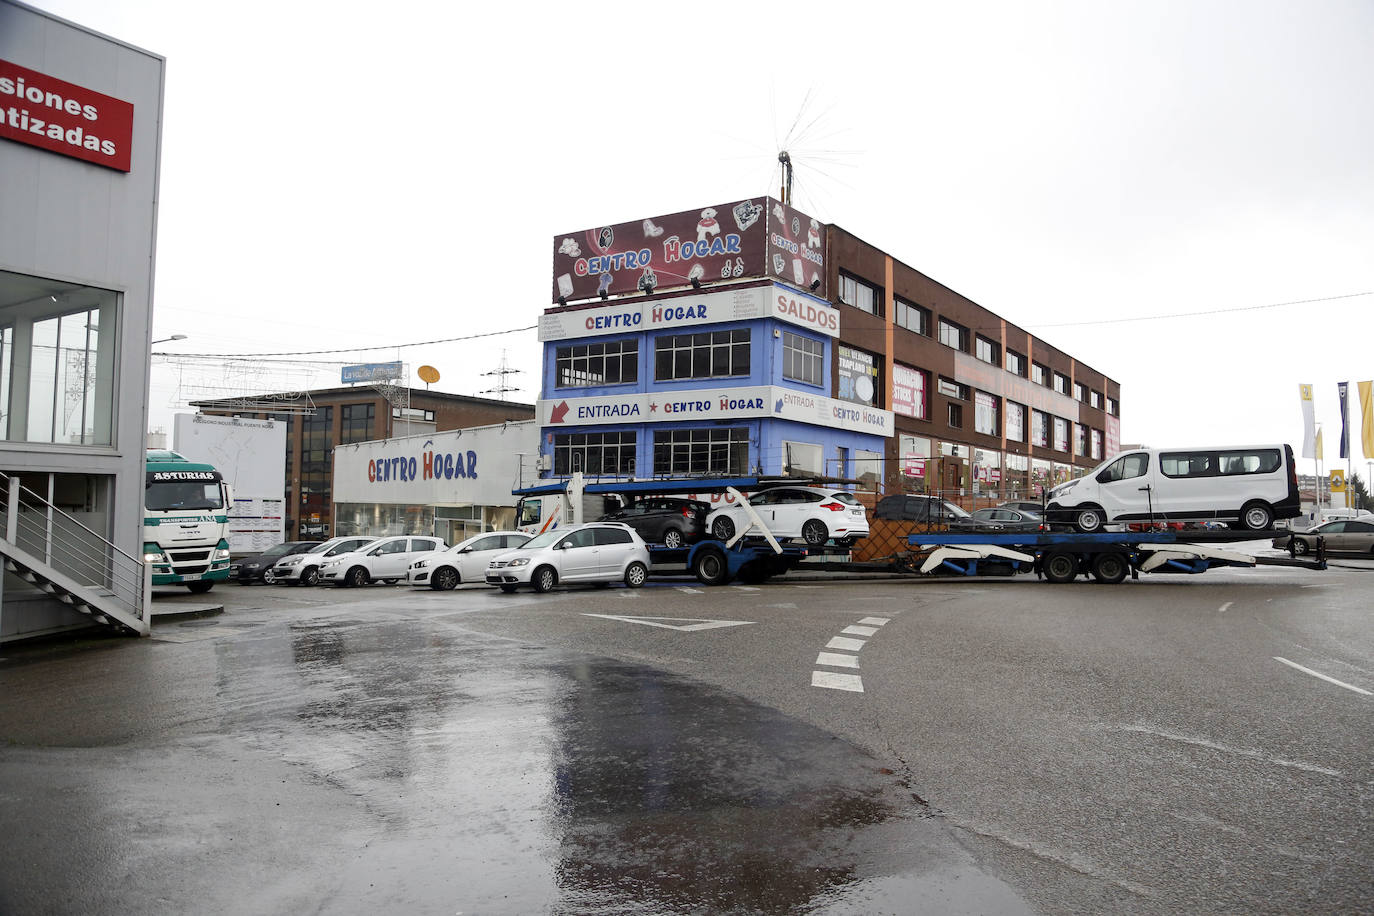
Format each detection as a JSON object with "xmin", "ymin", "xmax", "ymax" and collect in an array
[{"xmin": 486, "ymin": 523, "xmax": 650, "ymax": 593}]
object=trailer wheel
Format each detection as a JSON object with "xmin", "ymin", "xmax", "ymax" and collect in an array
[
  {"xmin": 692, "ymin": 548, "xmax": 729, "ymax": 586},
  {"xmin": 1239, "ymin": 501, "xmax": 1274, "ymax": 530},
  {"xmin": 1042, "ymin": 551, "xmax": 1078, "ymax": 583},
  {"xmin": 1073, "ymin": 506, "xmax": 1105, "ymax": 533},
  {"xmin": 1091, "ymin": 552, "xmax": 1129, "ymax": 584}
]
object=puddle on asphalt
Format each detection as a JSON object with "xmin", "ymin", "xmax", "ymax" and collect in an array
[{"xmin": 202, "ymin": 619, "xmax": 1029, "ymax": 914}]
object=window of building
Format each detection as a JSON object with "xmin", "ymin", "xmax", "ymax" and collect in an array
[
  {"xmin": 783, "ymin": 440, "xmax": 823, "ymax": 476},
  {"xmin": 1052, "ymin": 372, "xmax": 1069, "ymax": 395},
  {"xmin": 0, "ymin": 272, "xmax": 118, "ymax": 446},
  {"xmin": 1053, "ymin": 416, "xmax": 1069, "ymax": 452},
  {"xmin": 975, "ymin": 336, "xmax": 999, "ymax": 365},
  {"xmin": 341, "ymin": 404, "xmax": 376, "ymax": 444},
  {"xmin": 1005, "ymin": 350, "xmax": 1025, "ymax": 376},
  {"xmin": 1090, "ymin": 428, "xmax": 1103, "ymax": 459},
  {"xmin": 392, "ymin": 407, "xmax": 436, "ymax": 421},
  {"xmin": 556, "ymin": 338, "xmax": 638, "ymax": 388},
  {"xmin": 1006, "ymin": 401, "xmax": 1026, "ymax": 442},
  {"xmin": 300, "ymin": 406, "xmax": 334, "ymax": 523},
  {"xmin": 554, "ymin": 430, "xmax": 636, "ymax": 476},
  {"xmin": 1073, "ymin": 381, "xmax": 1086, "ymax": 402},
  {"xmin": 1089, "ymin": 389, "xmax": 1101, "ymax": 409},
  {"xmin": 1031, "ymin": 363, "xmax": 1048, "ymax": 386},
  {"xmin": 782, "ymin": 331, "xmax": 823, "ymax": 386},
  {"xmin": 947, "ymin": 403, "xmax": 963, "ymax": 428},
  {"xmin": 894, "ymin": 297, "xmax": 929, "ymax": 335},
  {"xmin": 838, "ymin": 273, "xmax": 881, "ymax": 315},
  {"xmin": 938, "ymin": 319, "xmax": 968, "ymax": 351},
  {"xmin": 654, "ymin": 329, "xmax": 750, "ymax": 381},
  {"xmin": 653, "ymin": 427, "xmax": 748, "ymax": 475},
  {"xmin": 936, "ymin": 377, "xmax": 968, "ymax": 400},
  {"xmin": 974, "ymin": 391, "xmax": 999, "ymax": 435},
  {"xmin": 1031, "ymin": 410, "xmax": 1048, "ymax": 447},
  {"xmin": 1106, "ymin": 397, "xmax": 1119, "ymax": 417},
  {"xmin": 1075, "ymin": 423, "xmax": 1088, "ymax": 456}
]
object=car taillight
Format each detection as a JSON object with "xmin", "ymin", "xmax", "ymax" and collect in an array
[
  {"xmin": 682, "ymin": 507, "xmax": 691, "ymax": 517},
  {"xmin": 820, "ymin": 501, "xmax": 846, "ymax": 512}
]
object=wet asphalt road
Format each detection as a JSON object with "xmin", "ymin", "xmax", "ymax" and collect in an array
[{"xmin": 1, "ymin": 556, "xmax": 1371, "ymax": 915}]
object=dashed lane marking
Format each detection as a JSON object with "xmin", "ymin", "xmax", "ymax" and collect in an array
[
  {"xmin": 842, "ymin": 625, "xmax": 879, "ymax": 637},
  {"xmin": 816, "ymin": 651, "xmax": 860, "ymax": 669},
  {"xmin": 826, "ymin": 636, "xmax": 866, "ymax": 652},
  {"xmin": 1273, "ymin": 656, "xmax": 1372, "ymax": 696},
  {"xmin": 811, "ymin": 671, "xmax": 864, "ymax": 692},
  {"xmin": 581, "ymin": 614, "xmax": 755, "ymax": 632}
]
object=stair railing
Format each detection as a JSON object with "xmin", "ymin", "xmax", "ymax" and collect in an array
[{"xmin": 0, "ymin": 472, "xmax": 146, "ymax": 622}]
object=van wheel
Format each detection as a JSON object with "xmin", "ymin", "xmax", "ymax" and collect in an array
[
  {"xmin": 624, "ymin": 561, "xmax": 648, "ymax": 588},
  {"xmin": 1240, "ymin": 501, "xmax": 1274, "ymax": 530},
  {"xmin": 1073, "ymin": 507, "xmax": 1105, "ymax": 533},
  {"xmin": 532, "ymin": 566, "xmax": 557, "ymax": 593},
  {"xmin": 662, "ymin": 529, "xmax": 684, "ymax": 549},
  {"xmin": 1091, "ymin": 552, "xmax": 1129, "ymax": 584},
  {"xmin": 1042, "ymin": 552, "xmax": 1078, "ymax": 583},
  {"xmin": 693, "ymin": 548, "xmax": 729, "ymax": 586},
  {"xmin": 711, "ymin": 517, "xmax": 735, "ymax": 541},
  {"xmin": 801, "ymin": 520, "xmax": 828, "ymax": 546}
]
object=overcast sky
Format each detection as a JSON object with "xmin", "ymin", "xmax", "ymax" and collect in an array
[{"xmin": 28, "ymin": 0, "xmax": 1374, "ymax": 472}]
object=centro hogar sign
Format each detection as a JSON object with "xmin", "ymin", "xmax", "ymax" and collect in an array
[
  {"xmin": 1, "ymin": 58, "xmax": 135, "ymax": 172},
  {"xmin": 368, "ymin": 447, "xmax": 479, "ymax": 483}
]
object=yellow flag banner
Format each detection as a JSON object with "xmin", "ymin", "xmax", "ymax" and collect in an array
[
  {"xmin": 1299, "ymin": 383, "xmax": 1316, "ymax": 458},
  {"xmin": 1361, "ymin": 381, "xmax": 1374, "ymax": 460}
]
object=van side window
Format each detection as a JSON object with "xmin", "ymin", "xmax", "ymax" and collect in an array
[
  {"xmin": 1097, "ymin": 453, "xmax": 1147, "ymax": 483},
  {"xmin": 1217, "ymin": 449, "xmax": 1280, "ymax": 475},
  {"xmin": 1161, "ymin": 452, "xmax": 1216, "ymax": 478}
]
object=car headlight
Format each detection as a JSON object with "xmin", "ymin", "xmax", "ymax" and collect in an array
[
  {"xmin": 506, "ymin": 557, "xmax": 530, "ymax": 568},
  {"xmin": 278, "ymin": 556, "xmax": 303, "ymax": 566},
  {"xmin": 320, "ymin": 559, "xmax": 341, "ymax": 569}
]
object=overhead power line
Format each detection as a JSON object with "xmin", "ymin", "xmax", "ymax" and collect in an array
[
  {"xmin": 159, "ymin": 325, "xmax": 537, "ymax": 359},
  {"xmin": 1031, "ymin": 291, "xmax": 1372, "ymax": 329}
]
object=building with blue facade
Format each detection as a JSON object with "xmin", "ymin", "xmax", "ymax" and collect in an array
[{"xmin": 536, "ymin": 282, "xmax": 891, "ymax": 483}]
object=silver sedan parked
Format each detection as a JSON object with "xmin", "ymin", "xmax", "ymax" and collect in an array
[{"xmin": 1271, "ymin": 519, "xmax": 1374, "ymax": 556}]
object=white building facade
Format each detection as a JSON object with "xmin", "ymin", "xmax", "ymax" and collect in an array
[{"xmin": 0, "ymin": 2, "xmax": 165, "ymax": 639}]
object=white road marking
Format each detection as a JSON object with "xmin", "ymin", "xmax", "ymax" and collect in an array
[
  {"xmin": 812, "ymin": 671, "xmax": 864, "ymax": 692},
  {"xmin": 581, "ymin": 614, "xmax": 755, "ymax": 632},
  {"xmin": 816, "ymin": 652, "xmax": 860, "ymax": 669},
  {"xmin": 617, "ymin": 590, "xmax": 638, "ymax": 599},
  {"xmin": 1218, "ymin": 601, "xmax": 1233, "ymax": 613},
  {"xmin": 1273, "ymin": 657, "xmax": 1372, "ymax": 696},
  {"xmin": 732, "ymin": 586, "xmax": 761, "ymax": 591},
  {"xmin": 826, "ymin": 636, "xmax": 866, "ymax": 651},
  {"xmin": 676, "ymin": 587, "xmax": 704, "ymax": 595},
  {"xmin": 842, "ymin": 625, "xmax": 879, "ymax": 637},
  {"xmin": 858, "ymin": 617, "xmax": 890, "ymax": 626}
]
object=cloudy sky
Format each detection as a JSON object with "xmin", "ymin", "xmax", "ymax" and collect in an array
[{"xmin": 28, "ymin": 0, "xmax": 1374, "ymax": 472}]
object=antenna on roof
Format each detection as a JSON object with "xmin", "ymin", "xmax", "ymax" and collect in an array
[{"xmin": 778, "ymin": 150, "xmax": 793, "ymax": 205}]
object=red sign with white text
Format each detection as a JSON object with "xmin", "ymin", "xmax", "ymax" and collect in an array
[{"xmin": 0, "ymin": 59, "xmax": 135, "ymax": 172}]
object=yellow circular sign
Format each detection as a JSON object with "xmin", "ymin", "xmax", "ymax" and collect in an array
[
  {"xmin": 417, "ymin": 365, "xmax": 440, "ymax": 384},
  {"xmin": 1330, "ymin": 470, "xmax": 1346, "ymax": 492}
]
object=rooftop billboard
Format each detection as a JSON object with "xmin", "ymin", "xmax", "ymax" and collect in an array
[{"xmin": 552, "ymin": 197, "xmax": 826, "ymax": 303}]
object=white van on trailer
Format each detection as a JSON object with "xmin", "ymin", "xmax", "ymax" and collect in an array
[{"xmin": 1046, "ymin": 444, "xmax": 1301, "ymax": 532}]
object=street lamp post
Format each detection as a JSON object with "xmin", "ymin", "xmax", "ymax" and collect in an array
[{"xmin": 151, "ymin": 334, "xmax": 187, "ymax": 345}]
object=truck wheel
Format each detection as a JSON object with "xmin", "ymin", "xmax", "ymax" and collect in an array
[
  {"xmin": 1042, "ymin": 552, "xmax": 1078, "ymax": 583},
  {"xmin": 711, "ymin": 517, "xmax": 735, "ymax": 540},
  {"xmin": 624, "ymin": 561, "xmax": 648, "ymax": 588},
  {"xmin": 345, "ymin": 566, "xmax": 370, "ymax": 588},
  {"xmin": 801, "ymin": 520, "xmax": 828, "ymax": 546},
  {"xmin": 662, "ymin": 529, "xmax": 684, "ymax": 549},
  {"xmin": 186, "ymin": 581, "xmax": 214, "ymax": 594},
  {"xmin": 1091, "ymin": 552, "xmax": 1129, "ymax": 584},
  {"xmin": 1073, "ymin": 507, "xmax": 1105, "ymax": 533},
  {"xmin": 1239, "ymin": 501, "xmax": 1274, "ymax": 530},
  {"xmin": 300, "ymin": 566, "xmax": 320, "ymax": 586},
  {"xmin": 532, "ymin": 566, "xmax": 557, "ymax": 593},
  {"xmin": 693, "ymin": 548, "xmax": 729, "ymax": 586},
  {"xmin": 430, "ymin": 566, "xmax": 459, "ymax": 590}
]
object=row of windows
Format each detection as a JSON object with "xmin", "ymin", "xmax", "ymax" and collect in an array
[
  {"xmin": 555, "ymin": 331, "xmax": 753, "ymax": 388},
  {"xmin": 939, "ymin": 387, "xmax": 1104, "ymax": 460},
  {"xmin": 553, "ymin": 428, "xmax": 750, "ymax": 476}
]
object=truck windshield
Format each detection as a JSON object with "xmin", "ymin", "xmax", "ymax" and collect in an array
[{"xmin": 145, "ymin": 481, "xmax": 223, "ymax": 511}]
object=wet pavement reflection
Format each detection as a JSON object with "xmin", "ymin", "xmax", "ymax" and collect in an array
[{"xmin": 0, "ymin": 615, "xmax": 1026, "ymax": 915}]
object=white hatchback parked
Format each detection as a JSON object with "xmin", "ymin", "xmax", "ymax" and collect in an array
[
  {"xmin": 319, "ymin": 535, "xmax": 446, "ymax": 587},
  {"xmin": 705, "ymin": 486, "xmax": 869, "ymax": 546},
  {"xmin": 485, "ymin": 523, "xmax": 650, "ymax": 593},
  {"xmin": 406, "ymin": 531, "xmax": 532, "ymax": 590}
]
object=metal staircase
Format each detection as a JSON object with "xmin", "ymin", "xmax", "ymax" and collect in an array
[{"xmin": 0, "ymin": 473, "xmax": 148, "ymax": 637}]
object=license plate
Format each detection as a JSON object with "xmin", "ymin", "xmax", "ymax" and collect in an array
[{"xmin": 182, "ymin": 573, "xmax": 201, "ymax": 581}]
